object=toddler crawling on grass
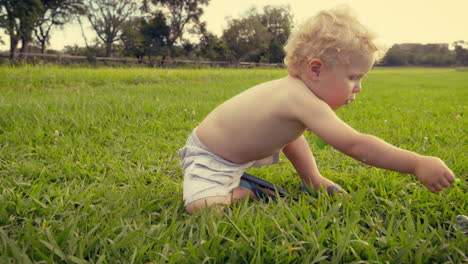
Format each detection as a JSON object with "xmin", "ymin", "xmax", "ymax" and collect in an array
[{"xmin": 178, "ymin": 6, "xmax": 456, "ymax": 214}]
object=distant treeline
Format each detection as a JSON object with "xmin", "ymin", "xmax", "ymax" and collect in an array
[
  {"xmin": 1, "ymin": 0, "xmax": 467, "ymax": 67},
  {"xmin": 0, "ymin": 0, "xmax": 291, "ymax": 65},
  {"xmin": 380, "ymin": 42, "xmax": 468, "ymax": 66}
]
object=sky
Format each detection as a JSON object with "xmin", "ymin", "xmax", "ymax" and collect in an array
[{"xmin": 1, "ymin": 0, "xmax": 467, "ymax": 52}]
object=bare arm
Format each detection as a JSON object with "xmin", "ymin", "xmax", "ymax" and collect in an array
[
  {"xmin": 282, "ymin": 135, "xmax": 321, "ymax": 186},
  {"xmin": 291, "ymin": 93, "xmax": 455, "ymax": 193},
  {"xmin": 345, "ymin": 133, "xmax": 455, "ymax": 192},
  {"xmin": 344, "ymin": 134, "xmax": 421, "ymax": 174}
]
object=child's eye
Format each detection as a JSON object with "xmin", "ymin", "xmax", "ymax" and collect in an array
[{"xmin": 349, "ymin": 75, "xmax": 365, "ymax": 81}]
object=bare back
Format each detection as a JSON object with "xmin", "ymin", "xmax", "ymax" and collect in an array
[{"xmin": 197, "ymin": 76, "xmax": 316, "ymax": 164}]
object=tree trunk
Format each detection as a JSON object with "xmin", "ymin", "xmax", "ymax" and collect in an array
[
  {"xmin": 147, "ymin": 55, "xmax": 155, "ymax": 67},
  {"xmin": 160, "ymin": 55, "xmax": 167, "ymax": 66},
  {"xmin": 40, "ymin": 40, "xmax": 46, "ymax": 54},
  {"xmin": 105, "ymin": 42, "xmax": 112, "ymax": 57},
  {"xmin": 9, "ymin": 37, "xmax": 19, "ymax": 61},
  {"xmin": 235, "ymin": 58, "xmax": 241, "ymax": 68},
  {"xmin": 19, "ymin": 39, "xmax": 29, "ymax": 59}
]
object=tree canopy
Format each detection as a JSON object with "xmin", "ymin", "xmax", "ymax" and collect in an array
[
  {"xmin": 84, "ymin": 0, "xmax": 137, "ymax": 57},
  {"xmin": 144, "ymin": 0, "xmax": 209, "ymax": 58},
  {"xmin": 222, "ymin": 15, "xmax": 271, "ymax": 64},
  {"xmin": 221, "ymin": 5, "xmax": 292, "ymax": 64},
  {"xmin": 34, "ymin": 0, "xmax": 84, "ymax": 54},
  {"xmin": 1, "ymin": 1, "xmax": 467, "ymax": 67},
  {"xmin": 0, "ymin": 0, "xmax": 43, "ymax": 59},
  {"xmin": 254, "ymin": 5, "xmax": 293, "ymax": 63},
  {"xmin": 380, "ymin": 43, "xmax": 460, "ymax": 66},
  {"xmin": 121, "ymin": 12, "xmax": 170, "ymax": 62}
]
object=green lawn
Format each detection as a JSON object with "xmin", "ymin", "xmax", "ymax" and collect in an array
[{"xmin": 0, "ymin": 66, "xmax": 466, "ymax": 263}]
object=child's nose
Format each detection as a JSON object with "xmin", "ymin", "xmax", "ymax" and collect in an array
[{"xmin": 353, "ymin": 82, "xmax": 362, "ymax": 93}]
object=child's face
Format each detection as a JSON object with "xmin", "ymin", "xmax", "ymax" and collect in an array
[{"xmin": 315, "ymin": 54, "xmax": 374, "ymax": 110}]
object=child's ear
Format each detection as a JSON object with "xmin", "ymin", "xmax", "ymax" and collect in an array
[{"xmin": 307, "ymin": 59, "xmax": 323, "ymax": 80}]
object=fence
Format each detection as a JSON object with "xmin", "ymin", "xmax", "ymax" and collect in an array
[{"xmin": 0, "ymin": 52, "xmax": 283, "ymax": 68}]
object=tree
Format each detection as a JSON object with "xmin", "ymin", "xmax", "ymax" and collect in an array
[
  {"xmin": 219, "ymin": 5, "xmax": 292, "ymax": 64},
  {"xmin": 84, "ymin": 0, "xmax": 137, "ymax": 57},
  {"xmin": 144, "ymin": 0, "xmax": 209, "ymax": 58},
  {"xmin": 34, "ymin": 0, "xmax": 85, "ymax": 54},
  {"xmin": 121, "ymin": 12, "xmax": 170, "ymax": 62},
  {"xmin": 222, "ymin": 15, "xmax": 271, "ymax": 64},
  {"xmin": 121, "ymin": 18, "xmax": 146, "ymax": 60},
  {"xmin": 453, "ymin": 40, "xmax": 468, "ymax": 66},
  {"xmin": 0, "ymin": 0, "xmax": 43, "ymax": 60},
  {"xmin": 18, "ymin": 1, "xmax": 44, "ymax": 56},
  {"xmin": 198, "ymin": 32, "xmax": 228, "ymax": 61},
  {"xmin": 381, "ymin": 45, "xmax": 409, "ymax": 66},
  {"xmin": 140, "ymin": 12, "xmax": 170, "ymax": 61},
  {"xmin": 256, "ymin": 5, "xmax": 293, "ymax": 63}
]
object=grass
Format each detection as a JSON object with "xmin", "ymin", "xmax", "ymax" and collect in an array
[{"xmin": 0, "ymin": 66, "xmax": 466, "ymax": 263}]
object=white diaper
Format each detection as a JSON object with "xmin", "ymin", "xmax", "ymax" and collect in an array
[{"xmin": 178, "ymin": 129, "xmax": 279, "ymax": 206}]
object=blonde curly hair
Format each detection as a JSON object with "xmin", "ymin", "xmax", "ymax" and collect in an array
[{"xmin": 284, "ymin": 6, "xmax": 380, "ymax": 76}]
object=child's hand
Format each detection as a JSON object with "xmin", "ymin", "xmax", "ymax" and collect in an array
[
  {"xmin": 304, "ymin": 175, "xmax": 348, "ymax": 195},
  {"xmin": 414, "ymin": 156, "xmax": 455, "ymax": 193}
]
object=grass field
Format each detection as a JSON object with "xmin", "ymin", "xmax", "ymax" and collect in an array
[{"xmin": 0, "ymin": 66, "xmax": 467, "ymax": 263}]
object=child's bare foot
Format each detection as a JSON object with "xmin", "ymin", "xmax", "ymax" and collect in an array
[{"xmin": 235, "ymin": 179, "xmax": 258, "ymax": 199}]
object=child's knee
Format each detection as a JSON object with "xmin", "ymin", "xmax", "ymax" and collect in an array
[{"xmin": 185, "ymin": 196, "xmax": 232, "ymax": 215}]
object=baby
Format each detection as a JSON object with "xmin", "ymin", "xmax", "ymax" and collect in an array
[{"xmin": 178, "ymin": 6, "xmax": 456, "ymax": 214}]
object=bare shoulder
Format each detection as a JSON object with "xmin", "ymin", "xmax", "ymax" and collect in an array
[
  {"xmin": 274, "ymin": 76, "xmax": 330, "ymax": 122},
  {"xmin": 277, "ymin": 77, "xmax": 361, "ymax": 151}
]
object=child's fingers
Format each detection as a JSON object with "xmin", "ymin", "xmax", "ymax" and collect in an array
[
  {"xmin": 427, "ymin": 182, "xmax": 445, "ymax": 193},
  {"xmin": 434, "ymin": 183, "xmax": 445, "ymax": 192},
  {"xmin": 425, "ymin": 182, "xmax": 438, "ymax": 193},
  {"xmin": 439, "ymin": 177, "xmax": 451, "ymax": 188},
  {"xmin": 444, "ymin": 170, "xmax": 455, "ymax": 183}
]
